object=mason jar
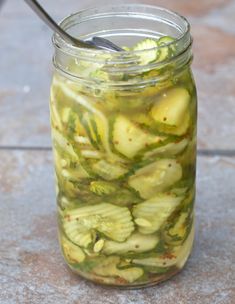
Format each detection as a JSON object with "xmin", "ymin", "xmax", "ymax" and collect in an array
[{"xmin": 50, "ymin": 4, "xmax": 197, "ymax": 288}]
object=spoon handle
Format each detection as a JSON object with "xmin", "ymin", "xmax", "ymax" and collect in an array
[{"xmin": 24, "ymin": 0, "xmax": 96, "ymax": 49}]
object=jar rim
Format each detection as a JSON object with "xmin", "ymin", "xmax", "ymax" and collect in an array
[{"xmin": 52, "ymin": 4, "xmax": 191, "ymax": 62}]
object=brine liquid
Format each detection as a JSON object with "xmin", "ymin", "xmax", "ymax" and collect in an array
[{"xmin": 50, "ymin": 65, "xmax": 197, "ymax": 287}]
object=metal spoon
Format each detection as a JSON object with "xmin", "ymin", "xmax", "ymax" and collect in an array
[{"xmin": 24, "ymin": 0, "xmax": 123, "ymax": 51}]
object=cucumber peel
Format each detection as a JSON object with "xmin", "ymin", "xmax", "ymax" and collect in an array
[
  {"xmin": 63, "ymin": 203, "xmax": 134, "ymax": 247},
  {"xmin": 112, "ymin": 115, "xmax": 165, "ymax": 158},
  {"xmin": 92, "ymin": 256, "xmax": 144, "ymax": 283},
  {"xmin": 102, "ymin": 233, "xmax": 159, "ymax": 255},
  {"xmin": 133, "ymin": 193, "xmax": 183, "ymax": 234},
  {"xmin": 133, "ymin": 38, "xmax": 159, "ymax": 65},
  {"xmin": 128, "ymin": 159, "xmax": 183, "ymax": 199}
]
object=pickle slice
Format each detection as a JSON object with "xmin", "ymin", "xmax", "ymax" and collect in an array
[
  {"xmin": 112, "ymin": 115, "xmax": 164, "ymax": 158},
  {"xmin": 150, "ymin": 88, "xmax": 191, "ymax": 135},
  {"xmin": 143, "ymin": 138, "xmax": 188, "ymax": 159},
  {"xmin": 150, "ymin": 88, "xmax": 190, "ymax": 127},
  {"xmin": 133, "ymin": 223, "xmax": 194, "ymax": 268},
  {"xmin": 92, "ymin": 256, "xmax": 144, "ymax": 283},
  {"xmin": 92, "ymin": 159, "xmax": 128, "ymax": 180},
  {"xmin": 133, "ymin": 193, "xmax": 183, "ymax": 234},
  {"xmin": 61, "ymin": 236, "xmax": 86, "ymax": 264},
  {"xmin": 63, "ymin": 203, "xmax": 134, "ymax": 247},
  {"xmin": 128, "ymin": 159, "xmax": 182, "ymax": 199},
  {"xmin": 103, "ymin": 233, "xmax": 159, "ymax": 255}
]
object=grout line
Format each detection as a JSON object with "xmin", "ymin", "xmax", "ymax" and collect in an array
[
  {"xmin": 197, "ymin": 150, "xmax": 235, "ymax": 157},
  {"xmin": 0, "ymin": 146, "xmax": 235, "ymax": 157},
  {"xmin": 0, "ymin": 146, "xmax": 52, "ymax": 151}
]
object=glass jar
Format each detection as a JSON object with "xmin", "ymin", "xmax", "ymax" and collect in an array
[{"xmin": 50, "ymin": 4, "xmax": 197, "ymax": 288}]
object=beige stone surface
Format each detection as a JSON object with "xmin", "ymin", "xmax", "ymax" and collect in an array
[{"xmin": 0, "ymin": 151, "xmax": 234, "ymax": 303}]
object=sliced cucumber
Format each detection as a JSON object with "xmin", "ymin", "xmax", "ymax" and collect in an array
[
  {"xmin": 128, "ymin": 159, "xmax": 182, "ymax": 199},
  {"xmin": 92, "ymin": 256, "xmax": 144, "ymax": 283},
  {"xmin": 150, "ymin": 88, "xmax": 190, "ymax": 135},
  {"xmin": 74, "ymin": 135, "xmax": 90, "ymax": 145},
  {"xmin": 170, "ymin": 187, "xmax": 188, "ymax": 197},
  {"xmin": 93, "ymin": 239, "xmax": 105, "ymax": 253},
  {"xmin": 56, "ymin": 177, "xmax": 80, "ymax": 199},
  {"xmin": 175, "ymin": 222, "xmax": 195, "ymax": 268},
  {"xmin": 89, "ymin": 181, "xmax": 118, "ymax": 196},
  {"xmin": 50, "ymin": 101, "xmax": 63, "ymax": 131},
  {"xmin": 61, "ymin": 167, "xmax": 90, "ymax": 181},
  {"xmin": 58, "ymin": 80, "xmax": 123, "ymax": 161},
  {"xmin": 80, "ymin": 150, "xmax": 102, "ymax": 159},
  {"xmin": 158, "ymin": 36, "xmax": 175, "ymax": 46},
  {"xmin": 63, "ymin": 203, "xmax": 134, "ymax": 248},
  {"xmin": 103, "ymin": 233, "xmax": 159, "ymax": 255},
  {"xmin": 61, "ymin": 107, "xmax": 71, "ymax": 124},
  {"xmin": 134, "ymin": 221, "xmax": 194, "ymax": 269},
  {"xmin": 133, "ymin": 223, "xmax": 194, "ymax": 269},
  {"xmin": 143, "ymin": 138, "xmax": 189, "ymax": 159},
  {"xmin": 178, "ymin": 134, "xmax": 197, "ymax": 165},
  {"xmin": 157, "ymin": 36, "xmax": 176, "ymax": 61},
  {"xmin": 92, "ymin": 159, "xmax": 128, "ymax": 180},
  {"xmin": 103, "ymin": 90, "xmax": 147, "ymax": 112},
  {"xmin": 107, "ymin": 188, "xmax": 142, "ymax": 207},
  {"xmin": 80, "ymin": 112, "xmax": 101, "ymax": 149},
  {"xmin": 169, "ymin": 212, "xmax": 189, "ymax": 237},
  {"xmin": 52, "ymin": 132, "xmax": 91, "ymax": 184},
  {"xmin": 112, "ymin": 115, "xmax": 164, "ymax": 158},
  {"xmin": 133, "ymin": 38, "xmax": 158, "ymax": 65},
  {"xmin": 80, "ymin": 110, "xmax": 115, "ymax": 152},
  {"xmin": 172, "ymin": 112, "xmax": 190, "ymax": 136},
  {"xmin": 182, "ymin": 186, "xmax": 195, "ymax": 210},
  {"xmin": 61, "ymin": 235, "xmax": 86, "ymax": 264},
  {"xmin": 116, "ymin": 266, "xmax": 144, "ymax": 283},
  {"xmin": 51, "ymin": 129, "xmax": 78, "ymax": 160},
  {"xmin": 61, "ymin": 107, "xmax": 86, "ymax": 137},
  {"xmin": 164, "ymin": 211, "xmax": 192, "ymax": 246},
  {"xmin": 133, "ymin": 254, "xmax": 176, "ymax": 268},
  {"xmin": 130, "ymin": 112, "xmax": 153, "ymax": 127},
  {"xmin": 132, "ymin": 193, "xmax": 183, "ymax": 234},
  {"xmin": 142, "ymin": 265, "xmax": 171, "ymax": 274}
]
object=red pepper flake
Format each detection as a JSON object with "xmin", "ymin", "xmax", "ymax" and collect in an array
[
  {"xmin": 162, "ymin": 252, "xmax": 176, "ymax": 260},
  {"xmin": 163, "ymin": 117, "xmax": 167, "ymax": 121},
  {"xmin": 65, "ymin": 214, "xmax": 71, "ymax": 222},
  {"xmin": 93, "ymin": 277, "xmax": 106, "ymax": 284},
  {"xmin": 70, "ymin": 257, "xmax": 80, "ymax": 263},
  {"xmin": 175, "ymin": 138, "xmax": 182, "ymax": 143},
  {"xmin": 145, "ymin": 143, "xmax": 149, "ymax": 147},
  {"xmin": 128, "ymin": 138, "xmax": 132, "ymax": 142},
  {"xmin": 115, "ymin": 277, "xmax": 128, "ymax": 285},
  {"xmin": 114, "ymin": 141, "xmax": 119, "ymax": 145}
]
